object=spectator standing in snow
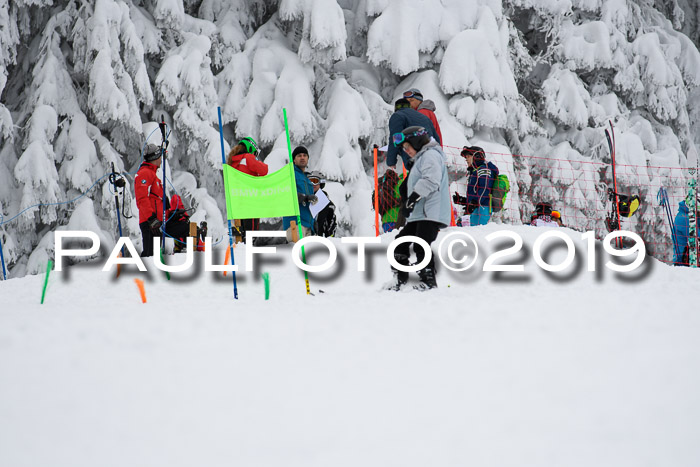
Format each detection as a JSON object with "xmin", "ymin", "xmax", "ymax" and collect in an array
[
  {"xmin": 227, "ymin": 136, "xmax": 269, "ymax": 242},
  {"xmin": 452, "ymin": 146, "xmax": 499, "ymax": 226},
  {"xmin": 283, "ymin": 146, "xmax": 317, "ymax": 242},
  {"xmin": 386, "ymin": 98, "xmax": 440, "ymax": 170},
  {"xmin": 135, "ymin": 143, "xmax": 190, "ymax": 257},
  {"xmin": 387, "ymin": 126, "xmax": 450, "ymax": 291},
  {"xmin": 672, "ymin": 199, "xmax": 697, "ymax": 266},
  {"xmin": 403, "ymin": 88, "xmax": 443, "ymax": 147},
  {"xmin": 307, "ymin": 171, "xmax": 337, "ymax": 237}
]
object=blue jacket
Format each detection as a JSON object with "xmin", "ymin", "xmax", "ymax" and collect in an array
[
  {"xmin": 387, "ymin": 108, "xmax": 440, "ymax": 168},
  {"xmin": 673, "ymin": 200, "xmax": 690, "ymax": 264},
  {"xmin": 466, "ymin": 161, "xmax": 499, "ymax": 207},
  {"xmin": 283, "ymin": 164, "xmax": 315, "ymax": 231},
  {"xmin": 405, "ymin": 140, "xmax": 451, "ymax": 226}
]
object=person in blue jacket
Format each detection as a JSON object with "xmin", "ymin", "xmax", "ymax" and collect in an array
[
  {"xmin": 386, "ymin": 99, "xmax": 440, "ymax": 170},
  {"xmin": 283, "ymin": 146, "xmax": 317, "ymax": 242},
  {"xmin": 673, "ymin": 199, "xmax": 697, "ymax": 265},
  {"xmin": 453, "ymin": 146, "xmax": 499, "ymax": 225}
]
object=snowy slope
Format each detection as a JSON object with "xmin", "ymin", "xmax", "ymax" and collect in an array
[{"xmin": 1, "ymin": 225, "xmax": 700, "ymax": 467}]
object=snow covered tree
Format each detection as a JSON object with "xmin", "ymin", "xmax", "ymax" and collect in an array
[{"xmin": 2, "ymin": 0, "xmax": 700, "ymax": 277}]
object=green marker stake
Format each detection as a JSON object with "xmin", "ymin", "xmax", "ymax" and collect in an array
[
  {"xmin": 262, "ymin": 273, "xmax": 270, "ymax": 300},
  {"xmin": 41, "ymin": 260, "xmax": 53, "ymax": 304},
  {"xmin": 160, "ymin": 249, "xmax": 171, "ymax": 280}
]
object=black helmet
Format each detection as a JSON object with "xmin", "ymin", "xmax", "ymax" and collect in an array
[
  {"xmin": 393, "ymin": 126, "xmax": 430, "ymax": 151},
  {"xmin": 143, "ymin": 143, "xmax": 161, "ymax": 162},
  {"xmin": 462, "ymin": 146, "xmax": 486, "ymax": 165}
]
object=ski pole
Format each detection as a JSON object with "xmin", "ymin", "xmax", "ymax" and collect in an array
[
  {"xmin": 217, "ymin": 106, "xmax": 238, "ymax": 299},
  {"xmin": 658, "ymin": 188, "xmax": 682, "ymax": 262},
  {"xmin": 159, "ymin": 115, "xmax": 168, "ymax": 253},
  {"xmin": 0, "ymin": 229, "xmax": 6, "ymax": 280}
]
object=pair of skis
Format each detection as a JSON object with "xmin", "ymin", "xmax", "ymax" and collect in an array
[
  {"xmin": 604, "ymin": 121, "xmax": 623, "ymax": 248},
  {"xmin": 687, "ymin": 157, "xmax": 699, "ymax": 267}
]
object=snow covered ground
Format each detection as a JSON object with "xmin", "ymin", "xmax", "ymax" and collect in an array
[{"xmin": 1, "ymin": 224, "xmax": 700, "ymax": 467}]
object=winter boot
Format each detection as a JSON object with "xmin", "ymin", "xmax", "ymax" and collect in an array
[
  {"xmin": 415, "ymin": 266, "xmax": 438, "ymax": 291},
  {"xmin": 384, "ymin": 253, "xmax": 410, "ymax": 291}
]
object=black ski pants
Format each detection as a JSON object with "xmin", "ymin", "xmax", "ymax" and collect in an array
[
  {"xmin": 394, "ymin": 220, "xmax": 441, "ymax": 269},
  {"xmin": 140, "ymin": 219, "xmax": 190, "ymax": 257}
]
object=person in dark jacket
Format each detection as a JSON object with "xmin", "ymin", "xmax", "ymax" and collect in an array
[
  {"xmin": 452, "ymin": 146, "xmax": 499, "ymax": 226},
  {"xmin": 227, "ymin": 136, "xmax": 269, "ymax": 242},
  {"xmin": 135, "ymin": 143, "xmax": 190, "ymax": 257},
  {"xmin": 403, "ymin": 88, "xmax": 443, "ymax": 147},
  {"xmin": 673, "ymin": 199, "xmax": 697, "ymax": 266},
  {"xmin": 386, "ymin": 98, "xmax": 440, "ymax": 169},
  {"xmin": 283, "ymin": 146, "xmax": 317, "ymax": 242},
  {"xmin": 307, "ymin": 171, "xmax": 337, "ymax": 237},
  {"xmin": 387, "ymin": 126, "xmax": 450, "ymax": 291}
]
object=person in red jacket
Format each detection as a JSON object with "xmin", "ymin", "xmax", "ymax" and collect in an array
[
  {"xmin": 135, "ymin": 144, "xmax": 190, "ymax": 257},
  {"xmin": 227, "ymin": 137, "xmax": 269, "ymax": 241},
  {"xmin": 403, "ymin": 88, "xmax": 443, "ymax": 147}
]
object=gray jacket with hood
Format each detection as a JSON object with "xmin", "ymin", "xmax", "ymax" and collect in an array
[{"xmin": 405, "ymin": 139, "xmax": 451, "ymax": 227}]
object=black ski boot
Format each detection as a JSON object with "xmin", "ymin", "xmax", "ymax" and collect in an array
[
  {"xmin": 415, "ymin": 266, "xmax": 438, "ymax": 291},
  {"xmin": 384, "ymin": 253, "xmax": 409, "ymax": 291}
]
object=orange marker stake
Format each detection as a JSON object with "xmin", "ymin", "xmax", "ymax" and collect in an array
[{"xmin": 134, "ymin": 278, "xmax": 147, "ymax": 303}]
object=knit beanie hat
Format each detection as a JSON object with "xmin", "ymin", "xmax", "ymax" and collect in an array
[{"xmin": 292, "ymin": 146, "xmax": 309, "ymax": 158}]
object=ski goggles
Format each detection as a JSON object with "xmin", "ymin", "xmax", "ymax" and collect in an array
[
  {"xmin": 392, "ymin": 128, "xmax": 428, "ymax": 147},
  {"xmin": 403, "ymin": 90, "xmax": 423, "ymax": 100},
  {"xmin": 239, "ymin": 137, "xmax": 260, "ymax": 157},
  {"xmin": 308, "ymin": 176, "xmax": 321, "ymax": 185},
  {"xmin": 392, "ymin": 132, "xmax": 407, "ymax": 147}
]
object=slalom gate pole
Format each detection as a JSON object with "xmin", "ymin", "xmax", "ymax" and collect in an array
[
  {"xmin": 40, "ymin": 260, "xmax": 52, "ymax": 304},
  {"xmin": 374, "ymin": 147, "xmax": 380, "ymax": 236},
  {"xmin": 282, "ymin": 108, "xmax": 311, "ymax": 295},
  {"xmin": 217, "ymin": 106, "xmax": 238, "ymax": 299},
  {"xmin": 0, "ymin": 230, "xmax": 6, "ymax": 280}
]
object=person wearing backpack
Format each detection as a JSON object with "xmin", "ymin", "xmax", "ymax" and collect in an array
[
  {"xmin": 373, "ymin": 170, "xmax": 405, "ymax": 232},
  {"xmin": 452, "ymin": 146, "xmax": 499, "ymax": 226}
]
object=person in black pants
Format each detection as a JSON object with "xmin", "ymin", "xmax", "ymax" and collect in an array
[{"xmin": 387, "ymin": 126, "xmax": 451, "ymax": 291}]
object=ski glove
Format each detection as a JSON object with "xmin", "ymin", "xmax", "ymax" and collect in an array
[
  {"xmin": 298, "ymin": 193, "xmax": 319, "ymax": 206},
  {"xmin": 402, "ymin": 192, "xmax": 421, "ymax": 217},
  {"xmin": 453, "ymin": 193, "xmax": 467, "ymax": 206},
  {"xmin": 147, "ymin": 214, "xmax": 162, "ymax": 233}
]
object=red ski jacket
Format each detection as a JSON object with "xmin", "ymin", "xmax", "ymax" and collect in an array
[
  {"xmin": 135, "ymin": 162, "xmax": 166, "ymax": 223},
  {"xmin": 228, "ymin": 152, "xmax": 269, "ymax": 176}
]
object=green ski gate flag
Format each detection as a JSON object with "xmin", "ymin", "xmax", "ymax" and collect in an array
[{"xmin": 223, "ymin": 164, "xmax": 299, "ymax": 220}]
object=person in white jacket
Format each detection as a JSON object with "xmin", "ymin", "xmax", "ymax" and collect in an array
[{"xmin": 386, "ymin": 126, "xmax": 450, "ymax": 291}]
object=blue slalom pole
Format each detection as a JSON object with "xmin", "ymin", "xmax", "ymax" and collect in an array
[
  {"xmin": 0, "ymin": 229, "xmax": 7, "ymax": 280},
  {"xmin": 217, "ymin": 107, "xmax": 238, "ymax": 299}
]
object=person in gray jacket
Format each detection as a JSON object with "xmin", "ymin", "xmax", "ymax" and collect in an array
[{"xmin": 387, "ymin": 126, "xmax": 451, "ymax": 291}]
